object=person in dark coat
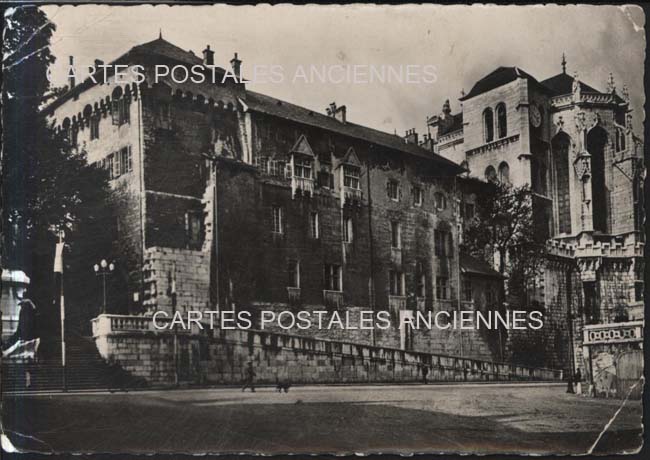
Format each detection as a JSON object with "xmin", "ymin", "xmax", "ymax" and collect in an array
[
  {"xmin": 422, "ymin": 365, "xmax": 429, "ymax": 384},
  {"xmin": 3, "ymin": 296, "xmax": 38, "ymax": 351},
  {"xmin": 242, "ymin": 361, "xmax": 256, "ymax": 392}
]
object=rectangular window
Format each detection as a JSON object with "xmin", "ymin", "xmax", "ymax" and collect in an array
[
  {"xmin": 389, "ymin": 270, "xmax": 405, "ymax": 296},
  {"xmin": 310, "ymin": 212, "xmax": 319, "ymax": 239},
  {"xmin": 272, "ymin": 206, "xmax": 283, "ymax": 234},
  {"xmin": 391, "ymin": 221, "xmax": 401, "ymax": 249},
  {"xmin": 269, "ymin": 160, "xmax": 286, "ymax": 178},
  {"xmin": 343, "ymin": 217, "xmax": 353, "ymax": 243},
  {"xmin": 324, "ymin": 264, "xmax": 342, "ymax": 291},
  {"xmin": 343, "ymin": 165, "xmax": 361, "ymax": 189},
  {"xmin": 186, "ymin": 211, "xmax": 203, "ymax": 248},
  {"xmin": 288, "ymin": 260, "xmax": 300, "ymax": 288},
  {"xmin": 293, "ymin": 157, "xmax": 313, "ymax": 179},
  {"xmin": 112, "ymin": 98, "xmax": 130, "ymax": 126},
  {"xmin": 462, "ymin": 278, "xmax": 473, "ymax": 302},
  {"xmin": 436, "ymin": 276, "xmax": 449, "ymax": 300},
  {"xmin": 387, "ymin": 179, "xmax": 400, "ymax": 201},
  {"xmin": 90, "ymin": 117, "xmax": 100, "ymax": 140},
  {"xmin": 413, "ymin": 185, "xmax": 423, "ymax": 207},
  {"xmin": 105, "ymin": 154, "xmax": 115, "ymax": 180},
  {"xmin": 113, "ymin": 150, "xmax": 121, "ymax": 178},
  {"xmin": 416, "ymin": 262, "xmax": 426, "ymax": 298},
  {"xmin": 120, "ymin": 146, "xmax": 132, "ymax": 175}
]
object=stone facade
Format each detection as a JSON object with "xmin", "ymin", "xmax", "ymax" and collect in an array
[
  {"xmin": 429, "ymin": 62, "xmax": 645, "ymax": 386},
  {"xmin": 46, "ymin": 37, "xmax": 511, "ymax": 373}
]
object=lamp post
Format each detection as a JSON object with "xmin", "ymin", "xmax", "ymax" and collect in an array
[{"xmin": 93, "ymin": 259, "xmax": 115, "ymax": 314}]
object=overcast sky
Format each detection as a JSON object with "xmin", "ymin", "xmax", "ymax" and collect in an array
[{"xmin": 41, "ymin": 4, "xmax": 645, "ymax": 137}]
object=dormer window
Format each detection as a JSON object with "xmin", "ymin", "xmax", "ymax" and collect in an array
[
  {"xmin": 294, "ymin": 157, "xmax": 312, "ymax": 179},
  {"xmin": 343, "ymin": 165, "xmax": 361, "ymax": 189},
  {"xmin": 339, "ymin": 147, "xmax": 363, "ymax": 207},
  {"xmin": 290, "ymin": 135, "xmax": 315, "ymax": 198}
]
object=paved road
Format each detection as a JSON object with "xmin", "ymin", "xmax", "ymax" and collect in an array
[{"xmin": 2, "ymin": 383, "xmax": 642, "ymax": 455}]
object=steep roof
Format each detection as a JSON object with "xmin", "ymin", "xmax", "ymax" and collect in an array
[
  {"xmin": 540, "ymin": 72, "xmax": 602, "ymax": 96},
  {"xmin": 460, "ymin": 66, "xmax": 547, "ymax": 101},
  {"xmin": 129, "ymin": 37, "xmax": 204, "ymax": 65},
  {"xmin": 460, "ymin": 253, "xmax": 503, "ymax": 279},
  {"xmin": 244, "ymin": 91, "xmax": 463, "ymax": 171},
  {"xmin": 44, "ymin": 37, "xmax": 227, "ymax": 114}
]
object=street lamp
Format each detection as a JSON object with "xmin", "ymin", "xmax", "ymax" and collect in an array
[{"xmin": 94, "ymin": 259, "xmax": 115, "ymax": 314}]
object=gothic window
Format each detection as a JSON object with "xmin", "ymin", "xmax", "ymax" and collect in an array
[
  {"xmin": 587, "ymin": 126, "xmax": 608, "ymax": 233},
  {"xmin": 434, "ymin": 229, "xmax": 452, "ymax": 257},
  {"xmin": 551, "ymin": 132, "xmax": 572, "ymax": 234},
  {"xmin": 485, "ymin": 165, "xmax": 497, "ymax": 183},
  {"xmin": 498, "ymin": 161, "xmax": 510, "ymax": 184},
  {"xmin": 496, "ymin": 103, "xmax": 507, "ymax": 138},
  {"xmin": 483, "ymin": 108, "xmax": 494, "ymax": 143}
]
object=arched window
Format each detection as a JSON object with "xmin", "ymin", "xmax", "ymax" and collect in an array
[
  {"xmin": 434, "ymin": 192, "xmax": 447, "ymax": 210},
  {"xmin": 496, "ymin": 103, "xmax": 507, "ymax": 138},
  {"xmin": 587, "ymin": 126, "xmax": 609, "ymax": 233},
  {"xmin": 483, "ymin": 108, "xmax": 494, "ymax": 143},
  {"xmin": 551, "ymin": 132, "xmax": 572, "ymax": 234},
  {"xmin": 498, "ymin": 162, "xmax": 510, "ymax": 184},
  {"xmin": 485, "ymin": 165, "xmax": 497, "ymax": 183}
]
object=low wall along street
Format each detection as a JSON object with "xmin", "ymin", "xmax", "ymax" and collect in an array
[{"xmin": 92, "ymin": 314, "xmax": 563, "ymax": 386}]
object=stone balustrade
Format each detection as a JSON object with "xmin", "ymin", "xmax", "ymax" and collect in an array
[{"xmin": 92, "ymin": 314, "xmax": 564, "ymax": 385}]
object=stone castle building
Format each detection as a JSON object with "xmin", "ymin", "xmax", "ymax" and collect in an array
[
  {"xmin": 428, "ymin": 57, "xmax": 644, "ymax": 394},
  {"xmin": 42, "ymin": 37, "xmax": 639, "ymax": 387}
]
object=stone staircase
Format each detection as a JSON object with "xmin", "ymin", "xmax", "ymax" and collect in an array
[{"xmin": 1, "ymin": 333, "xmax": 147, "ymax": 392}]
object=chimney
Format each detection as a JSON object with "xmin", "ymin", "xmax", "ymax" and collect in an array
[
  {"xmin": 203, "ymin": 45, "xmax": 214, "ymax": 66},
  {"xmin": 326, "ymin": 102, "xmax": 346, "ymax": 123},
  {"xmin": 404, "ymin": 128, "xmax": 418, "ymax": 145},
  {"xmin": 230, "ymin": 52, "xmax": 242, "ymax": 80},
  {"xmin": 68, "ymin": 56, "xmax": 76, "ymax": 89},
  {"xmin": 420, "ymin": 133, "xmax": 435, "ymax": 152}
]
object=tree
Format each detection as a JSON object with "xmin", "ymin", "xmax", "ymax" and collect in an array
[
  {"xmin": 463, "ymin": 182, "xmax": 546, "ymax": 309},
  {"xmin": 2, "ymin": 6, "xmax": 114, "ymax": 337}
]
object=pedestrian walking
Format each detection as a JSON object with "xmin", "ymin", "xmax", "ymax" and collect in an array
[
  {"xmin": 422, "ymin": 365, "xmax": 429, "ymax": 384},
  {"xmin": 242, "ymin": 361, "xmax": 256, "ymax": 392}
]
